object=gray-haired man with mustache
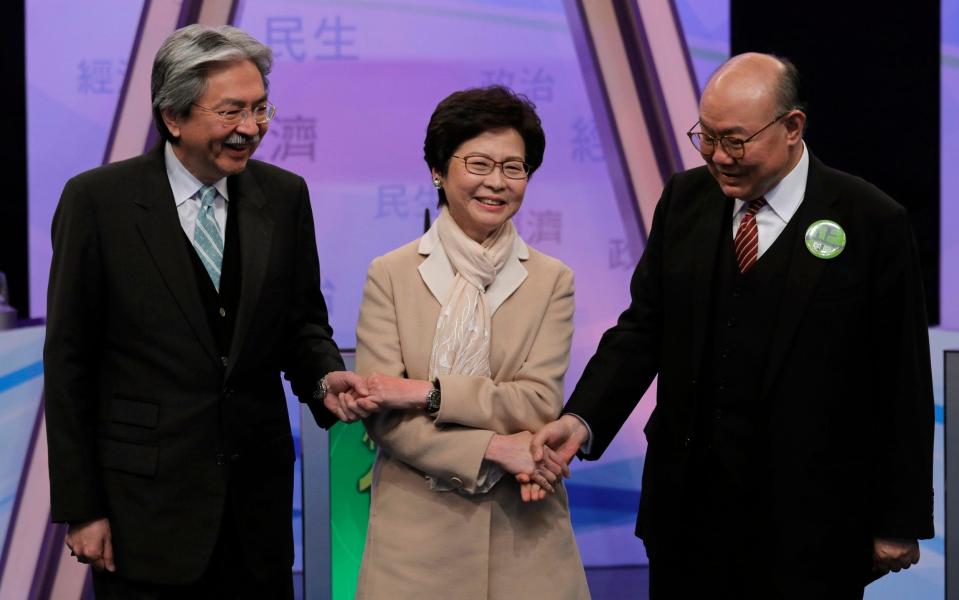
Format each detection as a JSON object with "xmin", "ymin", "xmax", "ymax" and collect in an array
[{"xmin": 44, "ymin": 25, "xmax": 365, "ymax": 598}]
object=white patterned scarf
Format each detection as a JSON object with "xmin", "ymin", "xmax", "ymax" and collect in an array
[{"xmin": 428, "ymin": 206, "xmax": 516, "ymax": 382}]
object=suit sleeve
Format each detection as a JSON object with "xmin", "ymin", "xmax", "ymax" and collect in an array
[
  {"xmin": 284, "ymin": 177, "xmax": 345, "ymax": 429},
  {"xmin": 356, "ymin": 257, "xmax": 496, "ymax": 494},
  {"xmin": 868, "ymin": 206, "xmax": 935, "ymax": 539},
  {"xmin": 562, "ymin": 177, "xmax": 674, "ymax": 459},
  {"xmin": 431, "ymin": 266, "xmax": 574, "ymax": 435},
  {"xmin": 43, "ymin": 177, "xmax": 108, "ymax": 523}
]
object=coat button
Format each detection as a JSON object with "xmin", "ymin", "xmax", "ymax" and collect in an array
[
  {"xmin": 220, "ymin": 356, "xmax": 229, "ymax": 367},
  {"xmin": 219, "ymin": 307, "xmax": 226, "ymax": 317},
  {"xmin": 450, "ymin": 476, "xmax": 464, "ymax": 488},
  {"xmin": 215, "ymin": 452, "xmax": 226, "ymax": 466}
]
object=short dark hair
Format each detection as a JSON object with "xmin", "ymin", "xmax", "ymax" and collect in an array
[
  {"xmin": 772, "ymin": 55, "xmax": 807, "ymax": 115},
  {"xmin": 424, "ymin": 85, "xmax": 546, "ymax": 205}
]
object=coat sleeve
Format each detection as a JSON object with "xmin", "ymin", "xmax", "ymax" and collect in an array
[
  {"xmin": 283, "ymin": 176, "xmax": 345, "ymax": 430},
  {"xmin": 356, "ymin": 256, "xmax": 497, "ymax": 494},
  {"xmin": 868, "ymin": 205, "xmax": 935, "ymax": 540},
  {"xmin": 431, "ymin": 265, "xmax": 574, "ymax": 435},
  {"xmin": 562, "ymin": 176, "xmax": 673, "ymax": 460},
  {"xmin": 43, "ymin": 176, "xmax": 108, "ymax": 523}
]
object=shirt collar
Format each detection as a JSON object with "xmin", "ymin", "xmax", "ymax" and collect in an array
[
  {"xmin": 164, "ymin": 141, "xmax": 230, "ymax": 206},
  {"xmin": 734, "ymin": 140, "xmax": 809, "ymax": 223}
]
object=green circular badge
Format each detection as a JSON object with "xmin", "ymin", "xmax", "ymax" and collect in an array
[{"xmin": 804, "ymin": 220, "xmax": 846, "ymax": 259}]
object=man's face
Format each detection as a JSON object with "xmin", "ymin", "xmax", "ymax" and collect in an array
[
  {"xmin": 163, "ymin": 59, "xmax": 268, "ymax": 183},
  {"xmin": 697, "ymin": 87, "xmax": 797, "ymax": 201}
]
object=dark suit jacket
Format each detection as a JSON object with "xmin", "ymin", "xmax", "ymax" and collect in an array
[
  {"xmin": 565, "ymin": 153, "xmax": 934, "ymax": 589},
  {"xmin": 44, "ymin": 144, "xmax": 343, "ymax": 584}
]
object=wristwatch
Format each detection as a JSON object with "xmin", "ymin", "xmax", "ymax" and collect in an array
[
  {"xmin": 425, "ymin": 381, "xmax": 441, "ymax": 414},
  {"xmin": 313, "ymin": 375, "xmax": 329, "ymax": 402}
]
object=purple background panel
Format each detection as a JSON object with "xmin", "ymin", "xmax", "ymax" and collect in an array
[{"xmin": 26, "ymin": 0, "xmax": 144, "ymax": 318}]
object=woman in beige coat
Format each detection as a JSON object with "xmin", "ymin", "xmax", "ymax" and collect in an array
[{"xmin": 351, "ymin": 86, "xmax": 590, "ymax": 599}]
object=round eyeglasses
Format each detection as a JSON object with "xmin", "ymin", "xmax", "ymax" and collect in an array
[
  {"xmin": 192, "ymin": 101, "xmax": 277, "ymax": 126},
  {"xmin": 686, "ymin": 112, "xmax": 789, "ymax": 159},
  {"xmin": 451, "ymin": 155, "xmax": 530, "ymax": 180}
]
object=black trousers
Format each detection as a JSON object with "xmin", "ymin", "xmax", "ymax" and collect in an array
[
  {"xmin": 91, "ymin": 508, "xmax": 293, "ymax": 600},
  {"xmin": 644, "ymin": 449, "xmax": 867, "ymax": 600}
]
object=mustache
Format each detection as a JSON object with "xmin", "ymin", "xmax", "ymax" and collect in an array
[{"xmin": 224, "ymin": 132, "xmax": 261, "ymax": 145}]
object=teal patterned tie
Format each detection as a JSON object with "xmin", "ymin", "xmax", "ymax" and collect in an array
[{"xmin": 193, "ymin": 185, "xmax": 224, "ymax": 291}]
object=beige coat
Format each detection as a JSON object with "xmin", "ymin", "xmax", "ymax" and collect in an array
[{"xmin": 355, "ymin": 225, "xmax": 590, "ymax": 600}]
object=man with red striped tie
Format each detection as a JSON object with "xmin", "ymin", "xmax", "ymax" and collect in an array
[{"xmin": 531, "ymin": 52, "xmax": 934, "ymax": 599}]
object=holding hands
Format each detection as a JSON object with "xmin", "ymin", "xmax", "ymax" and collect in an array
[
  {"xmin": 322, "ymin": 371, "xmax": 433, "ymax": 421},
  {"xmin": 324, "ymin": 372, "xmax": 583, "ymax": 503}
]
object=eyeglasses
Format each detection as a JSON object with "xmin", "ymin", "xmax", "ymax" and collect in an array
[
  {"xmin": 686, "ymin": 112, "xmax": 789, "ymax": 159},
  {"xmin": 192, "ymin": 101, "xmax": 276, "ymax": 126},
  {"xmin": 451, "ymin": 155, "xmax": 530, "ymax": 180}
]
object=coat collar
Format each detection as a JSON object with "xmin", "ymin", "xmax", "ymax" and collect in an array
[
  {"xmin": 223, "ymin": 164, "xmax": 273, "ymax": 381},
  {"xmin": 416, "ymin": 221, "xmax": 529, "ymax": 316}
]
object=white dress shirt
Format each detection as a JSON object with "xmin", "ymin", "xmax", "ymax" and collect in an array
[
  {"xmin": 164, "ymin": 142, "xmax": 230, "ymax": 240},
  {"xmin": 731, "ymin": 141, "xmax": 809, "ymax": 257}
]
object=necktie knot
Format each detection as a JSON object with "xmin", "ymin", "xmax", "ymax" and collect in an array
[
  {"xmin": 198, "ymin": 185, "xmax": 217, "ymax": 209},
  {"xmin": 745, "ymin": 196, "xmax": 766, "ymax": 217}
]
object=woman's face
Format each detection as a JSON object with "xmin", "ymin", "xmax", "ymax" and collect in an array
[{"xmin": 434, "ymin": 127, "xmax": 528, "ymax": 243}]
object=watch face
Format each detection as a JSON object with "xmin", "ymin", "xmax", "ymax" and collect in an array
[{"xmin": 426, "ymin": 389, "xmax": 440, "ymax": 412}]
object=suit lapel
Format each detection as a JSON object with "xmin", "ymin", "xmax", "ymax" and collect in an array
[
  {"xmin": 759, "ymin": 154, "xmax": 836, "ymax": 400},
  {"xmin": 133, "ymin": 146, "xmax": 218, "ymax": 360},
  {"xmin": 417, "ymin": 226, "xmax": 454, "ymax": 305},
  {"xmin": 486, "ymin": 237, "xmax": 529, "ymax": 315},
  {"xmin": 684, "ymin": 185, "xmax": 729, "ymax": 378},
  {"xmin": 225, "ymin": 168, "xmax": 273, "ymax": 380}
]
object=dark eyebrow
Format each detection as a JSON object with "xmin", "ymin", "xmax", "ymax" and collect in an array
[
  {"xmin": 463, "ymin": 152, "xmax": 526, "ymax": 161},
  {"xmin": 217, "ymin": 96, "xmax": 269, "ymax": 108}
]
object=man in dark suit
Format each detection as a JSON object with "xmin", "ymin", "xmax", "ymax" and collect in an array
[
  {"xmin": 531, "ymin": 53, "xmax": 934, "ymax": 598},
  {"xmin": 44, "ymin": 25, "xmax": 365, "ymax": 598}
]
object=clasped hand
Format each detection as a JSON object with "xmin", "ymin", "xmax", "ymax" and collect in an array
[
  {"xmin": 321, "ymin": 372, "xmax": 433, "ymax": 422},
  {"xmin": 323, "ymin": 373, "xmax": 580, "ymax": 503}
]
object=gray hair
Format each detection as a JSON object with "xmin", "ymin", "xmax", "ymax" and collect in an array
[{"xmin": 151, "ymin": 24, "xmax": 273, "ymax": 142}]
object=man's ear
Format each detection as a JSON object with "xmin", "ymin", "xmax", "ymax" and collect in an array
[
  {"xmin": 784, "ymin": 110, "xmax": 806, "ymax": 144},
  {"xmin": 161, "ymin": 108, "xmax": 182, "ymax": 140}
]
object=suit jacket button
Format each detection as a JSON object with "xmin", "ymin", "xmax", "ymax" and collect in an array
[
  {"xmin": 684, "ymin": 435, "xmax": 692, "ymax": 447},
  {"xmin": 220, "ymin": 356, "xmax": 229, "ymax": 367},
  {"xmin": 215, "ymin": 452, "xmax": 226, "ymax": 466},
  {"xmin": 450, "ymin": 476, "xmax": 464, "ymax": 488},
  {"xmin": 219, "ymin": 307, "xmax": 226, "ymax": 317},
  {"xmin": 230, "ymin": 453, "xmax": 241, "ymax": 462},
  {"xmin": 223, "ymin": 388, "xmax": 234, "ymax": 399}
]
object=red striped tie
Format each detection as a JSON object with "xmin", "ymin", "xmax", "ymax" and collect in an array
[{"xmin": 734, "ymin": 197, "xmax": 766, "ymax": 273}]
